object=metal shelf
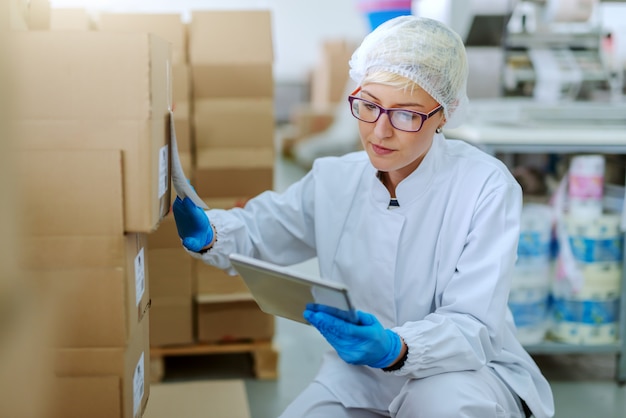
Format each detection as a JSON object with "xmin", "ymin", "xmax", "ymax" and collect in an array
[
  {"xmin": 445, "ymin": 111, "xmax": 626, "ymax": 384},
  {"xmin": 524, "ymin": 340, "xmax": 622, "ymax": 355}
]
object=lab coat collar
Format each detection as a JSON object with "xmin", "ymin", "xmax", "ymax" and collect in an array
[{"xmin": 371, "ymin": 135, "xmax": 442, "ymax": 207}]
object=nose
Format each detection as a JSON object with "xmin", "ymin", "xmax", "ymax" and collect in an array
[{"xmin": 373, "ymin": 112, "xmax": 393, "ymax": 139}]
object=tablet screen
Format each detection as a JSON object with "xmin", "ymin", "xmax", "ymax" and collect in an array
[{"xmin": 229, "ymin": 254, "xmax": 358, "ymax": 325}]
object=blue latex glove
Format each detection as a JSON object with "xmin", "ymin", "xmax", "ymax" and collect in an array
[
  {"xmin": 172, "ymin": 196, "xmax": 213, "ymax": 252},
  {"xmin": 303, "ymin": 303, "xmax": 402, "ymax": 368}
]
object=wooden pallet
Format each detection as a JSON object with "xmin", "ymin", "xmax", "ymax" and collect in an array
[{"xmin": 150, "ymin": 340, "xmax": 279, "ymax": 382}]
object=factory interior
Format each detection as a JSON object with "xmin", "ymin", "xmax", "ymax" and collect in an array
[{"xmin": 2, "ymin": 0, "xmax": 626, "ymax": 417}]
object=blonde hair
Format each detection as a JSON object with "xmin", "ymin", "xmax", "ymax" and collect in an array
[{"xmin": 361, "ymin": 71, "xmax": 423, "ymax": 96}]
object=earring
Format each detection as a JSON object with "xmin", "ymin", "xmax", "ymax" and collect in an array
[{"xmin": 435, "ymin": 127, "xmax": 442, "ymax": 134}]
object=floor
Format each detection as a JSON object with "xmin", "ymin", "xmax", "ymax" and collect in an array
[{"xmin": 162, "ymin": 152, "xmax": 626, "ymax": 417}]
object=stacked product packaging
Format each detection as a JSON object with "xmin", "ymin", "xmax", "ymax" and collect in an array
[
  {"xmin": 508, "ymin": 155, "xmax": 624, "ymax": 346},
  {"xmin": 13, "ymin": 8, "xmax": 172, "ymax": 417},
  {"xmin": 551, "ymin": 155, "xmax": 623, "ymax": 345},
  {"xmin": 508, "ymin": 203, "xmax": 555, "ymax": 345}
]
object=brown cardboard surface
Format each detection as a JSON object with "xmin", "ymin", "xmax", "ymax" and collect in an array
[
  {"xmin": 203, "ymin": 196, "xmax": 251, "ymax": 209},
  {"xmin": 148, "ymin": 248, "xmax": 193, "ymax": 298},
  {"xmin": 28, "ymin": 0, "xmax": 50, "ymax": 30},
  {"xmin": 310, "ymin": 39, "xmax": 356, "ymax": 106},
  {"xmin": 9, "ymin": 0, "xmax": 29, "ymax": 30},
  {"xmin": 50, "ymin": 8, "xmax": 93, "ymax": 30},
  {"xmin": 147, "ymin": 213, "xmax": 180, "ymax": 249},
  {"xmin": 98, "ymin": 12, "xmax": 187, "ymax": 64},
  {"xmin": 13, "ymin": 31, "xmax": 171, "ymax": 233},
  {"xmin": 173, "ymin": 101, "xmax": 191, "ymax": 153},
  {"xmin": 150, "ymin": 298, "xmax": 194, "ymax": 346},
  {"xmin": 193, "ymin": 98, "xmax": 275, "ymax": 148},
  {"xmin": 143, "ymin": 380, "xmax": 250, "ymax": 418},
  {"xmin": 196, "ymin": 299, "xmax": 274, "ymax": 343},
  {"xmin": 195, "ymin": 261, "xmax": 250, "ymax": 296},
  {"xmin": 42, "ymin": 234, "xmax": 150, "ymax": 347},
  {"xmin": 51, "ymin": 376, "xmax": 121, "ymax": 418},
  {"xmin": 191, "ymin": 63, "xmax": 273, "ymax": 99},
  {"xmin": 17, "ymin": 149, "xmax": 124, "ymax": 237},
  {"xmin": 172, "ymin": 63, "xmax": 190, "ymax": 105},
  {"xmin": 53, "ymin": 313, "xmax": 150, "ymax": 418},
  {"xmin": 189, "ymin": 10, "xmax": 272, "ymax": 64},
  {"xmin": 195, "ymin": 148, "xmax": 274, "ymax": 197}
]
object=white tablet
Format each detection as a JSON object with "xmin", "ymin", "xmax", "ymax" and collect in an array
[{"xmin": 229, "ymin": 253, "xmax": 358, "ymax": 325}]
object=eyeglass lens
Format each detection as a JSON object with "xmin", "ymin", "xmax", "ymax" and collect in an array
[{"xmin": 351, "ymin": 98, "xmax": 424, "ymax": 132}]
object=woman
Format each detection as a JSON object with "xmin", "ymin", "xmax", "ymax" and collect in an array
[{"xmin": 174, "ymin": 16, "xmax": 555, "ymax": 418}]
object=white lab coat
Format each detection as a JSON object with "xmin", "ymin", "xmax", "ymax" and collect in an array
[{"xmin": 192, "ymin": 134, "xmax": 555, "ymax": 417}]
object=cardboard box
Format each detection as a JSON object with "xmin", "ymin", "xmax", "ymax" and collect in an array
[
  {"xmin": 195, "ymin": 261, "xmax": 250, "ymax": 296},
  {"xmin": 28, "ymin": 0, "xmax": 50, "ymax": 30},
  {"xmin": 9, "ymin": 0, "xmax": 29, "ymax": 30},
  {"xmin": 13, "ymin": 31, "xmax": 171, "ymax": 233},
  {"xmin": 148, "ymin": 248, "xmax": 193, "ymax": 298},
  {"xmin": 193, "ymin": 98, "xmax": 274, "ymax": 149},
  {"xmin": 143, "ymin": 381, "xmax": 251, "ymax": 418},
  {"xmin": 172, "ymin": 63, "xmax": 190, "ymax": 105},
  {"xmin": 203, "ymin": 196, "xmax": 251, "ymax": 209},
  {"xmin": 150, "ymin": 298, "xmax": 194, "ymax": 346},
  {"xmin": 52, "ymin": 313, "xmax": 150, "ymax": 418},
  {"xmin": 196, "ymin": 298, "xmax": 274, "ymax": 343},
  {"xmin": 189, "ymin": 10, "xmax": 272, "ymax": 64},
  {"xmin": 283, "ymin": 103, "xmax": 337, "ymax": 155},
  {"xmin": 195, "ymin": 148, "xmax": 274, "ymax": 197},
  {"xmin": 38, "ymin": 234, "xmax": 150, "ymax": 348},
  {"xmin": 189, "ymin": 10, "xmax": 273, "ymax": 99},
  {"xmin": 191, "ymin": 63, "xmax": 273, "ymax": 100},
  {"xmin": 310, "ymin": 39, "xmax": 357, "ymax": 107},
  {"xmin": 174, "ymin": 101, "xmax": 191, "ymax": 153},
  {"xmin": 50, "ymin": 8, "xmax": 93, "ymax": 30},
  {"xmin": 17, "ymin": 149, "xmax": 124, "ymax": 238},
  {"xmin": 98, "ymin": 13, "xmax": 187, "ymax": 65},
  {"xmin": 147, "ymin": 213, "xmax": 181, "ymax": 250}
]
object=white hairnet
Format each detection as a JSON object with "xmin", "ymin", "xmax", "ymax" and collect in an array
[{"xmin": 349, "ymin": 16, "xmax": 469, "ymax": 129}]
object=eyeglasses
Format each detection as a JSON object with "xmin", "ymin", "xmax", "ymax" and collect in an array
[{"xmin": 348, "ymin": 92, "xmax": 442, "ymax": 133}]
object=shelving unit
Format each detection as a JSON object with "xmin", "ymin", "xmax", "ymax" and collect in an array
[{"xmin": 444, "ymin": 98, "xmax": 626, "ymax": 384}]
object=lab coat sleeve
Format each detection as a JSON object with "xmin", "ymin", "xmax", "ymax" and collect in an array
[
  {"xmin": 186, "ymin": 170, "xmax": 318, "ymax": 272},
  {"xmin": 391, "ymin": 181, "xmax": 522, "ymax": 378}
]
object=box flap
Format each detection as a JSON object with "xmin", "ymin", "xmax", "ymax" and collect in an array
[{"xmin": 98, "ymin": 13, "xmax": 186, "ymax": 64}]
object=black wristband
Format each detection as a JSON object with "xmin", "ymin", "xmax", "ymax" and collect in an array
[{"xmin": 382, "ymin": 345, "xmax": 408, "ymax": 372}]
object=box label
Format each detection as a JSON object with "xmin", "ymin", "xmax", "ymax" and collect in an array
[
  {"xmin": 133, "ymin": 352, "xmax": 145, "ymax": 417},
  {"xmin": 159, "ymin": 145, "xmax": 169, "ymax": 198},
  {"xmin": 135, "ymin": 248, "xmax": 145, "ymax": 306}
]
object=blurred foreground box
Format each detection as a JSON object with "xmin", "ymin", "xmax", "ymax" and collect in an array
[
  {"xmin": 51, "ymin": 313, "xmax": 151, "ymax": 418},
  {"xmin": 13, "ymin": 31, "xmax": 172, "ymax": 232}
]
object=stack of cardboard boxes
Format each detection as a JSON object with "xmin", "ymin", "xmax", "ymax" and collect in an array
[
  {"xmin": 98, "ymin": 13, "xmax": 193, "ymax": 187},
  {"xmin": 187, "ymin": 10, "xmax": 276, "ymax": 344},
  {"xmin": 13, "ymin": 27, "xmax": 172, "ymax": 417},
  {"xmin": 1, "ymin": 8, "xmax": 55, "ymax": 414},
  {"xmin": 97, "ymin": 14, "xmax": 197, "ymax": 351}
]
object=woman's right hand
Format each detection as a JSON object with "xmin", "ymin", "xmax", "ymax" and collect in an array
[{"xmin": 172, "ymin": 196, "xmax": 214, "ymax": 252}]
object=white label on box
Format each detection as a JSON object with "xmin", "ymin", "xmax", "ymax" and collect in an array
[
  {"xmin": 134, "ymin": 248, "xmax": 145, "ymax": 307},
  {"xmin": 158, "ymin": 144, "xmax": 169, "ymax": 198},
  {"xmin": 133, "ymin": 352, "xmax": 145, "ymax": 417}
]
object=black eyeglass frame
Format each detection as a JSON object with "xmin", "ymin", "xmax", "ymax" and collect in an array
[{"xmin": 348, "ymin": 95, "xmax": 443, "ymax": 133}]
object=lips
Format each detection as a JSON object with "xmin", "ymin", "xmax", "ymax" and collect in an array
[{"xmin": 371, "ymin": 143, "xmax": 394, "ymax": 155}]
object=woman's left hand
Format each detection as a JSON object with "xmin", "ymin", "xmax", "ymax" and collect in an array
[{"xmin": 304, "ymin": 303, "xmax": 402, "ymax": 369}]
